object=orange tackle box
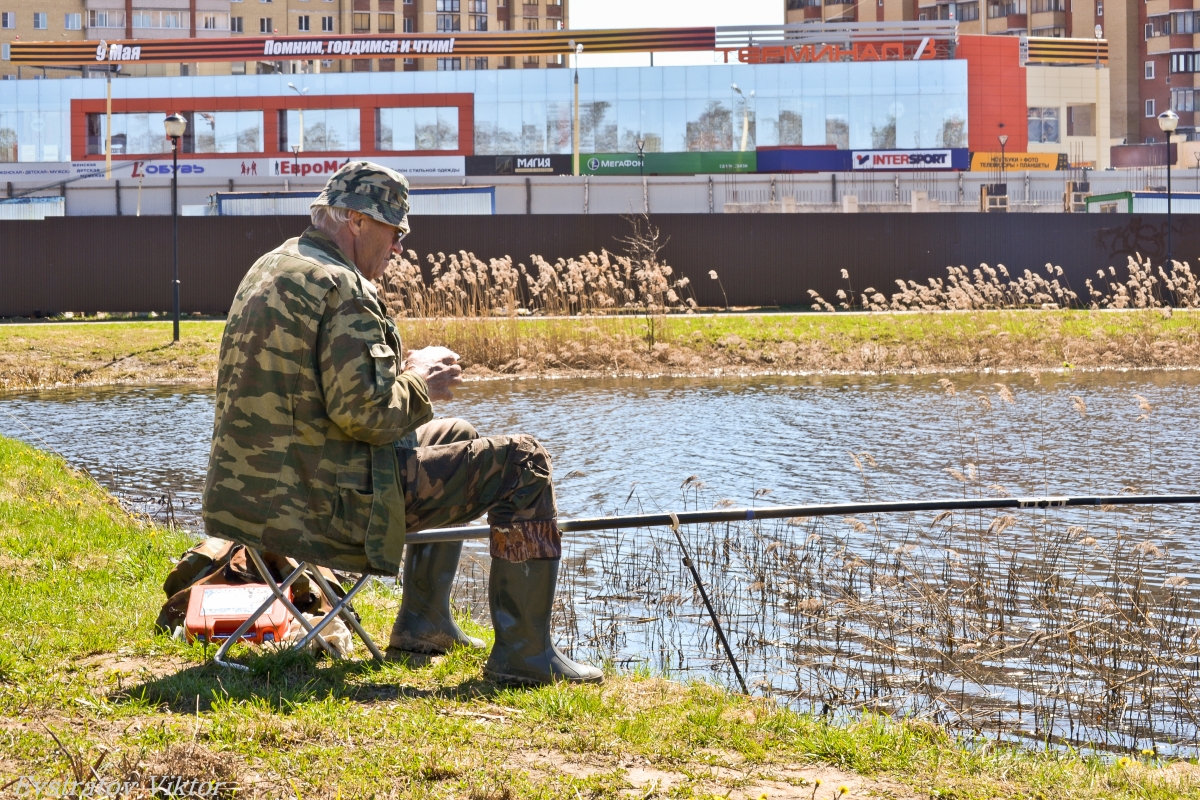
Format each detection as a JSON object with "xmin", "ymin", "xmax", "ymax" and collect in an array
[{"xmin": 184, "ymin": 584, "xmax": 292, "ymax": 645}]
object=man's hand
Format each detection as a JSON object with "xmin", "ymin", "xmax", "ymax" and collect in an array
[{"xmin": 403, "ymin": 346, "xmax": 463, "ymax": 402}]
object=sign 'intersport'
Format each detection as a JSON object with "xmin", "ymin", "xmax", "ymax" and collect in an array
[{"xmin": 852, "ymin": 149, "xmax": 958, "ymax": 170}]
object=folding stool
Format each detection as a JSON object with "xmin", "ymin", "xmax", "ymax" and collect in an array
[{"xmin": 213, "ymin": 548, "xmax": 385, "ymax": 670}]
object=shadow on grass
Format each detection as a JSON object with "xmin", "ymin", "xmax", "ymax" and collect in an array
[
  {"xmin": 110, "ymin": 646, "xmax": 511, "ymax": 714},
  {"xmin": 71, "ymin": 342, "xmax": 178, "ymax": 380}
]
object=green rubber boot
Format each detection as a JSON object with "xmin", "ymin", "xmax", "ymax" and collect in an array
[
  {"xmin": 387, "ymin": 541, "xmax": 484, "ymax": 657},
  {"xmin": 484, "ymin": 558, "xmax": 604, "ymax": 686}
]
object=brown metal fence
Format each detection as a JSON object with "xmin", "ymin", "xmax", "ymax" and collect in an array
[{"xmin": 0, "ymin": 213, "xmax": 1193, "ymax": 316}]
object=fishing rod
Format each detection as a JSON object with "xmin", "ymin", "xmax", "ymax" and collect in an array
[
  {"xmin": 404, "ymin": 493, "xmax": 1200, "ymax": 544},
  {"xmin": 408, "ymin": 492, "xmax": 1200, "ymax": 696}
]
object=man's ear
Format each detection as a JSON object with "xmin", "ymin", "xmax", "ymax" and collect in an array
[{"xmin": 345, "ymin": 210, "xmax": 364, "ymax": 235}]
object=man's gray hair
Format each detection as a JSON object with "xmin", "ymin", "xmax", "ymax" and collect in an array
[{"xmin": 311, "ymin": 204, "xmax": 355, "ymax": 237}]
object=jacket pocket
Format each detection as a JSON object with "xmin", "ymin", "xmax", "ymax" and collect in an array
[
  {"xmin": 370, "ymin": 342, "xmax": 397, "ymax": 390},
  {"xmin": 331, "ymin": 468, "xmax": 373, "ymax": 545}
]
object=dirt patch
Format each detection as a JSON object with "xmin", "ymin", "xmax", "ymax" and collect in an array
[{"xmin": 513, "ymin": 750, "xmax": 916, "ymax": 799}]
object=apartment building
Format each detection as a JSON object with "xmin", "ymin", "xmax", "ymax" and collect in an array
[
  {"xmin": 785, "ymin": 0, "xmax": 1141, "ymax": 145},
  {"xmin": 0, "ymin": 0, "xmax": 88, "ymax": 79},
  {"xmin": 0, "ymin": 0, "xmax": 568, "ymax": 80}
]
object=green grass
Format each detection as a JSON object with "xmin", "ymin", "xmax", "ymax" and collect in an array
[
  {"xmin": 5, "ymin": 310, "xmax": 1200, "ymax": 392},
  {"xmin": 2, "ymin": 434, "xmax": 1200, "ymax": 797}
]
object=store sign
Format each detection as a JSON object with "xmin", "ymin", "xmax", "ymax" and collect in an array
[
  {"xmin": 852, "ymin": 149, "xmax": 961, "ymax": 170},
  {"xmin": 970, "ymin": 152, "xmax": 1069, "ymax": 171},
  {"xmin": 466, "ymin": 154, "xmax": 571, "ymax": 176},
  {"xmin": 0, "ymin": 156, "xmax": 464, "ymax": 183},
  {"xmin": 723, "ymin": 40, "xmax": 942, "ymax": 64},
  {"xmin": 755, "ymin": 148, "xmax": 850, "ymax": 173},
  {"xmin": 582, "ymin": 151, "xmax": 755, "ymax": 175}
]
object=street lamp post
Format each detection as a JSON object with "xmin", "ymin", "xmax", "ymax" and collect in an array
[
  {"xmin": 287, "ymin": 83, "xmax": 309, "ymax": 152},
  {"xmin": 569, "ymin": 41, "xmax": 583, "ymax": 176},
  {"xmin": 998, "ymin": 134, "xmax": 1008, "ymax": 190},
  {"xmin": 732, "ymin": 84, "xmax": 755, "ymax": 153},
  {"xmin": 1158, "ymin": 109, "xmax": 1179, "ymax": 263},
  {"xmin": 164, "ymin": 112, "xmax": 187, "ymax": 343}
]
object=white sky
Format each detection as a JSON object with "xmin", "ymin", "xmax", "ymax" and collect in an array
[{"xmin": 568, "ymin": 0, "xmax": 784, "ymax": 68}]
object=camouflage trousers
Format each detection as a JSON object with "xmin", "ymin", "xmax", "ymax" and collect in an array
[{"xmin": 396, "ymin": 418, "xmax": 560, "ymax": 562}]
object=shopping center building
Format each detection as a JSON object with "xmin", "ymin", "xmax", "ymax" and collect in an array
[{"xmin": 0, "ymin": 22, "xmax": 1116, "ymax": 213}]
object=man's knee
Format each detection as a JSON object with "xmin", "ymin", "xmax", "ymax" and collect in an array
[{"xmin": 416, "ymin": 418, "xmax": 478, "ymax": 448}]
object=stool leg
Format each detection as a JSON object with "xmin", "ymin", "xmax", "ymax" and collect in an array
[
  {"xmin": 213, "ymin": 560, "xmax": 310, "ymax": 670},
  {"xmin": 308, "ymin": 570, "xmax": 386, "ymax": 663}
]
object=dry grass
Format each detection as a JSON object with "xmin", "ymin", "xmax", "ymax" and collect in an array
[{"xmin": 810, "ymin": 257, "xmax": 1200, "ymax": 312}]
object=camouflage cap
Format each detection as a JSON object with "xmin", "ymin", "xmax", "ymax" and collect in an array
[{"xmin": 311, "ymin": 160, "xmax": 411, "ymax": 233}]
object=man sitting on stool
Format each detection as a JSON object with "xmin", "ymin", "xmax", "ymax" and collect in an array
[{"xmin": 202, "ymin": 160, "xmax": 601, "ymax": 685}]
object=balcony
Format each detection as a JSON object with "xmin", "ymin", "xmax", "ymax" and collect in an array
[
  {"xmin": 523, "ymin": 3, "xmax": 539, "ymax": 16},
  {"xmin": 986, "ymin": 13, "xmax": 1025, "ymax": 31},
  {"xmin": 545, "ymin": 3, "xmax": 562, "ymax": 16},
  {"xmin": 825, "ymin": 0, "xmax": 857, "ymax": 20},
  {"xmin": 1030, "ymin": 9, "xmax": 1065, "ymax": 28}
]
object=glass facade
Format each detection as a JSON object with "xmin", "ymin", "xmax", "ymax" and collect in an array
[
  {"xmin": 85, "ymin": 110, "xmax": 263, "ymax": 155},
  {"xmin": 0, "ymin": 60, "xmax": 968, "ymax": 162},
  {"xmin": 377, "ymin": 107, "xmax": 460, "ymax": 150},
  {"xmin": 284, "ymin": 108, "xmax": 361, "ymax": 152}
]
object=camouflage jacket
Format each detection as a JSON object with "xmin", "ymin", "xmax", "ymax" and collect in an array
[{"xmin": 202, "ymin": 228, "xmax": 432, "ymax": 575}]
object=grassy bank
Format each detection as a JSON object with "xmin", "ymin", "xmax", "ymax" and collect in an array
[
  {"xmin": 4, "ymin": 310, "xmax": 1200, "ymax": 391},
  {"xmin": 1, "ymin": 435, "xmax": 1199, "ymax": 798}
]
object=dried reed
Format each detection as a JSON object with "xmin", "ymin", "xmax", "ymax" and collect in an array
[{"xmin": 809, "ymin": 256, "xmax": 1200, "ymax": 312}]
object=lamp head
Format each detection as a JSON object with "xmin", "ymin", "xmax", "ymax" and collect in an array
[
  {"xmin": 163, "ymin": 112, "xmax": 187, "ymax": 139},
  {"xmin": 1158, "ymin": 109, "xmax": 1179, "ymax": 133},
  {"xmin": 287, "ymin": 82, "xmax": 295, "ymax": 89},
  {"xmin": 575, "ymin": 43, "xmax": 583, "ymax": 55},
  {"xmin": 1095, "ymin": 24, "xmax": 1102, "ymax": 39}
]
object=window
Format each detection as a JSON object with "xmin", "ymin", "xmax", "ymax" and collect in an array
[
  {"xmin": 0, "ymin": 12, "xmax": 12, "ymax": 28},
  {"xmin": 321, "ymin": 15, "xmax": 334, "ymax": 30},
  {"xmin": 88, "ymin": 10, "xmax": 125, "ymax": 27},
  {"xmin": 1097, "ymin": 0, "xmax": 1102, "ymax": 15},
  {"xmin": 436, "ymin": 57, "xmax": 461, "ymax": 69},
  {"xmin": 436, "ymin": 0, "xmax": 460, "ymax": 9},
  {"xmin": 1, "ymin": 43, "xmax": 8, "ymax": 60},
  {"xmin": 436, "ymin": 13, "xmax": 460, "ymax": 30},
  {"xmin": 1028, "ymin": 107, "xmax": 1060, "ymax": 143},
  {"xmin": 260, "ymin": 17, "xmax": 273, "ymax": 32},
  {"xmin": 1067, "ymin": 105, "xmax": 1095, "ymax": 136},
  {"xmin": 377, "ymin": 106, "xmax": 460, "ymax": 150},
  {"xmin": 297, "ymin": 14, "xmax": 310, "ymax": 30},
  {"xmin": 85, "ymin": 111, "xmax": 263, "ymax": 156},
  {"xmin": 469, "ymin": 0, "xmax": 487, "ymax": 9},
  {"xmin": 525, "ymin": 17, "xmax": 538, "ymax": 29},
  {"xmin": 1032, "ymin": 26, "xmax": 1066, "ymax": 36},
  {"xmin": 988, "ymin": 0, "xmax": 1024, "ymax": 17},
  {"xmin": 132, "ymin": 10, "xmax": 155, "ymax": 26},
  {"xmin": 352, "ymin": 12, "xmax": 370, "ymax": 30},
  {"xmin": 1146, "ymin": 62, "xmax": 1155, "ymax": 79},
  {"xmin": 1030, "ymin": 0, "xmax": 1064, "ymax": 11},
  {"xmin": 232, "ymin": 16, "xmax": 244, "ymax": 31},
  {"xmin": 32, "ymin": 12, "xmax": 47, "ymax": 29},
  {"xmin": 282, "ymin": 108, "xmax": 361, "ymax": 150},
  {"xmin": 1172, "ymin": 87, "xmax": 1196, "ymax": 111},
  {"xmin": 403, "ymin": 16, "xmax": 414, "ymax": 31},
  {"xmin": 1146, "ymin": 98, "xmax": 1156, "ymax": 117},
  {"xmin": 379, "ymin": 12, "xmax": 395, "ymax": 31},
  {"xmin": 1146, "ymin": 23, "xmax": 1152, "ymax": 40},
  {"xmin": 201, "ymin": 13, "xmax": 229, "ymax": 29},
  {"xmin": 468, "ymin": 56, "xmax": 488, "ymax": 69},
  {"xmin": 470, "ymin": 13, "xmax": 487, "ymax": 29},
  {"xmin": 956, "ymin": 2, "xmax": 979, "ymax": 20},
  {"xmin": 162, "ymin": 11, "xmax": 183, "ymax": 27},
  {"xmin": 64, "ymin": 13, "xmax": 81, "ymax": 29}
]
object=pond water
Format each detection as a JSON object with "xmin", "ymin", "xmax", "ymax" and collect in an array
[
  {"xmin": 3, "ymin": 371, "xmax": 1199, "ymax": 537},
  {"xmin": 4, "ymin": 370, "xmax": 1200, "ymax": 751}
]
